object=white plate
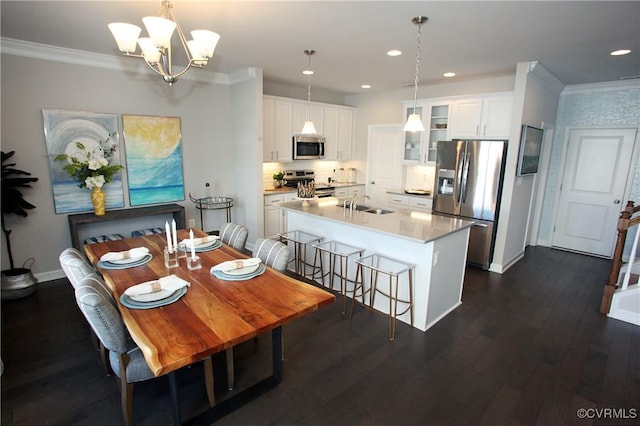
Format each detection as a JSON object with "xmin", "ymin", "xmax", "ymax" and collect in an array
[
  {"xmin": 129, "ymin": 289, "xmax": 174, "ymax": 303},
  {"xmin": 109, "ymin": 255, "xmax": 146, "ymax": 265},
  {"xmin": 223, "ymin": 263, "xmax": 260, "ymax": 276}
]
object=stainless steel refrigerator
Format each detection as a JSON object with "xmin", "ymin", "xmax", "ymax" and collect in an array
[{"xmin": 433, "ymin": 139, "xmax": 507, "ymax": 270}]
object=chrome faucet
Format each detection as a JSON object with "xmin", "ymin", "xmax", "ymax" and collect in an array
[{"xmin": 350, "ymin": 194, "xmax": 370, "ymax": 213}]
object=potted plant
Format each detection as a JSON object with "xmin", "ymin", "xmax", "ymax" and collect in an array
[
  {"xmin": 1, "ymin": 151, "xmax": 39, "ymax": 299},
  {"xmin": 272, "ymin": 171, "xmax": 286, "ymax": 188}
]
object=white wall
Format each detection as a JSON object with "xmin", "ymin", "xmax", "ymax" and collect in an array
[
  {"xmin": 538, "ymin": 81, "xmax": 640, "ymax": 245},
  {"xmin": 1, "ymin": 51, "xmax": 261, "ymax": 280},
  {"xmin": 490, "ymin": 62, "xmax": 563, "ymax": 272}
]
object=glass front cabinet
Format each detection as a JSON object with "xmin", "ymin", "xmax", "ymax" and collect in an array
[{"xmin": 402, "ymin": 101, "xmax": 451, "ymax": 164}]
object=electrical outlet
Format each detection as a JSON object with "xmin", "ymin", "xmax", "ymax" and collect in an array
[
  {"xmin": 433, "ymin": 251, "xmax": 440, "ymax": 266},
  {"xmin": 188, "ymin": 219, "xmax": 196, "ymax": 228}
]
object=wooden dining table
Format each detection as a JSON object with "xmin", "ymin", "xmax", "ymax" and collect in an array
[{"xmin": 84, "ymin": 229, "xmax": 334, "ymax": 424}]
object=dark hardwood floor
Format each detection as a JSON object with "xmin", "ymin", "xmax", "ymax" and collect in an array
[{"xmin": 2, "ymin": 246, "xmax": 638, "ymax": 425}]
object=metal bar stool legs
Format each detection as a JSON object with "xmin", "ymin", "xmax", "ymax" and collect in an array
[
  {"xmin": 279, "ymin": 230, "xmax": 323, "ymax": 279},
  {"xmin": 351, "ymin": 254, "xmax": 414, "ymax": 341},
  {"xmin": 312, "ymin": 241, "xmax": 364, "ymax": 314}
]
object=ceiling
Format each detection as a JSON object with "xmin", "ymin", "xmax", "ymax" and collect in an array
[{"xmin": 1, "ymin": 1, "xmax": 638, "ymax": 94}]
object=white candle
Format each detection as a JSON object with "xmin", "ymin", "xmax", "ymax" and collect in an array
[
  {"xmin": 189, "ymin": 228, "xmax": 196, "ymax": 260},
  {"xmin": 165, "ymin": 221, "xmax": 173, "ymax": 253},
  {"xmin": 172, "ymin": 219, "xmax": 178, "ymax": 249}
]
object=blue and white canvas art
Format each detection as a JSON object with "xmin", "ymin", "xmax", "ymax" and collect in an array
[
  {"xmin": 43, "ymin": 109, "xmax": 124, "ymax": 214},
  {"xmin": 122, "ymin": 115, "xmax": 185, "ymax": 206}
]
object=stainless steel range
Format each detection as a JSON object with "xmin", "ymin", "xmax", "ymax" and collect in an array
[{"xmin": 283, "ymin": 170, "xmax": 335, "ymax": 198}]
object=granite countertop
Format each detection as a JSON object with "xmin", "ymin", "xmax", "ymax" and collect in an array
[
  {"xmin": 387, "ymin": 189, "xmax": 433, "ymax": 199},
  {"xmin": 264, "ymin": 182, "xmax": 364, "ymax": 195},
  {"xmin": 279, "ymin": 198, "xmax": 473, "ymax": 244}
]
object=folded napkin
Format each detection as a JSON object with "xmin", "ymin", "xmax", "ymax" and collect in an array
[
  {"xmin": 180, "ymin": 235, "xmax": 219, "ymax": 246},
  {"xmin": 124, "ymin": 274, "xmax": 190, "ymax": 297},
  {"xmin": 100, "ymin": 247, "xmax": 150, "ymax": 262},
  {"xmin": 211, "ymin": 258, "xmax": 262, "ymax": 273}
]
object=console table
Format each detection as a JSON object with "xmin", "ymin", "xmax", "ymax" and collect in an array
[{"xmin": 68, "ymin": 204, "xmax": 186, "ymax": 250}]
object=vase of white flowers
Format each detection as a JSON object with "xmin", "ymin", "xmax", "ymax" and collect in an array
[{"xmin": 54, "ymin": 133, "xmax": 122, "ymax": 216}]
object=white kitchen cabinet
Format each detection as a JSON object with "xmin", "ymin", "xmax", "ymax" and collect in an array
[
  {"xmin": 408, "ymin": 197, "xmax": 433, "ymax": 212},
  {"xmin": 323, "ymin": 106, "xmax": 355, "ymax": 160},
  {"xmin": 264, "ymin": 192, "xmax": 297, "ymax": 238},
  {"xmin": 386, "ymin": 193, "xmax": 433, "ymax": 212},
  {"xmin": 263, "ymin": 98, "xmax": 293, "ymax": 162},
  {"xmin": 449, "ymin": 94, "xmax": 512, "ymax": 139},
  {"xmin": 402, "ymin": 101, "xmax": 450, "ymax": 165},
  {"xmin": 335, "ymin": 184, "xmax": 364, "ymax": 199}
]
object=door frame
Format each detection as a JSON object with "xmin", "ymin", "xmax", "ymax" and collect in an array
[
  {"xmin": 527, "ymin": 122, "xmax": 554, "ymax": 246},
  {"xmin": 549, "ymin": 125, "xmax": 639, "ymax": 257}
]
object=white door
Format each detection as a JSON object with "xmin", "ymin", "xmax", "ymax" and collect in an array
[
  {"xmin": 367, "ymin": 125, "xmax": 404, "ymax": 207},
  {"xmin": 552, "ymin": 128, "xmax": 637, "ymax": 257}
]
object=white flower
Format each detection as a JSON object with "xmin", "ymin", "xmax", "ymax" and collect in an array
[
  {"xmin": 88, "ymin": 156, "xmax": 108, "ymax": 170},
  {"xmin": 84, "ymin": 175, "xmax": 105, "ymax": 189}
]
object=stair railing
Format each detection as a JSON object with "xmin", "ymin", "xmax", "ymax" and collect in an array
[{"xmin": 600, "ymin": 200, "xmax": 640, "ymax": 314}]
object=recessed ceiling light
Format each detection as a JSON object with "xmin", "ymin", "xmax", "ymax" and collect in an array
[
  {"xmin": 387, "ymin": 49, "xmax": 402, "ymax": 57},
  {"xmin": 302, "ymin": 70, "xmax": 314, "ymax": 75},
  {"xmin": 443, "ymin": 72, "xmax": 456, "ymax": 78},
  {"xmin": 611, "ymin": 49, "xmax": 631, "ymax": 56},
  {"xmin": 361, "ymin": 84, "xmax": 371, "ymax": 89}
]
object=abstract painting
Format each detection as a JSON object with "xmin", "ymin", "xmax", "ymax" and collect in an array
[
  {"xmin": 122, "ymin": 115, "xmax": 185, "ymax": 206},
  {"xmin": 43, "ymin": 109, "xmax": 124, "ymax": 214}
]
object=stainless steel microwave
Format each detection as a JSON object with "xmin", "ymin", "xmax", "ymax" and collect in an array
[{"xmin": 293, "ymin": 135, "xmax": 325, "ymax": 160}]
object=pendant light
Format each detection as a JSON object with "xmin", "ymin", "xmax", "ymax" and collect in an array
[
  {"xmin": 404, "ymin": 16, "xmax": 428, "ymax": 132},
  {"xmin": 301, "ymin": 49, "xmax": 318, "ymax": 135}
]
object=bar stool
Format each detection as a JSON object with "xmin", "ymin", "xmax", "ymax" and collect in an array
[
  {"xmin": 312, "ymin": 241, "xmax": 365, "ymax": 314},
  {"xmin": 350, "ymin": 254, "xmax": 415, "ymax": 341},
  {"xmin": 278, "ymin": 230, "xmax": 323, "ymax": 279}
]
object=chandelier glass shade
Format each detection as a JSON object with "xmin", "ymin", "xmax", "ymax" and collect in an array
[
  {"xmin": 108, "ymin": 1, "xmax": 220, "ymax": 85},
  {"xmin": 300, "ymin": 49, "xmax": 318, "ymax": 135},
  {"xmin": 404, "ymin": 16, "xmax": 428, "ymax": 132}
]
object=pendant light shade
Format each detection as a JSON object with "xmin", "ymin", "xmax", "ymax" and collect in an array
[
  {"xmin": 300, "ymin": 49, "xmax": 318, "ymax": 135},
  {"xmin": 404, "ymin": 16, "xmax": 428, "ymax": 132}
]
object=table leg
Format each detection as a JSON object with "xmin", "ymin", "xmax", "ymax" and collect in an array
[
  {"xmin": 183, "ymin": 327, "xmax": 283, "ymax": 425},
  {"xmin": 168, "ymin": 372, "xmax": 182, "ymax": 425}
]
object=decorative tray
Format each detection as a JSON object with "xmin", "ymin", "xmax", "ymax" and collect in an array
[{"xmin": 404, "ymin": 189, "xmax": 431, "ymax": 196}]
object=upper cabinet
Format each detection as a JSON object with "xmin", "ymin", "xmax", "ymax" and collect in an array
[
  {"xmin": 263, "ymin": 98, "xmax": 293, "ymax": 162},
  {"xmin": 263, "ymin": 95, "xmax": 356, "ymax": 162},
  {"xmin": 402, "ymin": 101, "xmax": 451, "ymax": 165},
  {"xmin": 323, "ymin": 107, "xmax": 355, "ymax": 160},
  {"xmin": 449, "ymin": 94, "xmax": 512, "ymax": 139}
]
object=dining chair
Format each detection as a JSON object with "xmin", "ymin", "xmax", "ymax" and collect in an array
[
  {"xmin": 74, "ymin": 275, "xmax": 215, "ymax": 426},
  {"xmin": 226, "ymin": 238, "xmax": 291, "ymax": 390},
  {"xmin": 219, "ymin": 222, "xmax": 249, "ymax": 252},
  {"xmin": 59, "ymin": 247, "xmax": 111, "ymax": 372}
]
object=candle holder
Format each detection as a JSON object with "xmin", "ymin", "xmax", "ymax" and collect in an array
[
  {"xmin": 176, "ymin": 243, "xmax": 188, "ymax": 259},
  {"xmin": 187, "ymin": 255, "xmax": 202, "ymax": 270},
  {"xmin": 164, "ymin": 247, "xmax": 179, "ymax": 269}
]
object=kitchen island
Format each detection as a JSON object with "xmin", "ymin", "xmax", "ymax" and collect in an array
[{"xmin": 280, "ymin": 198, "xmax": 474, "ymax": 331}]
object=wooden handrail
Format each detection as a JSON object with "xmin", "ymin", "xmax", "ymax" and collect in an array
[{"xmin": 600, "ymin": 201, "xmax": 640, "ymax": 313}]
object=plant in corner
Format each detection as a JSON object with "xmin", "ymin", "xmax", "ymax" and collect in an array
[
  {"xmin": 1, "ymin": 151, "xmax": 39, "ymax": 299},
  {"xmin": 272, "ymin": 170, "xmax": 286, "ymax": 188}
]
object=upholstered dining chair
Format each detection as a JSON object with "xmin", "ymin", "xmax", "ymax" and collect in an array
[
  {"xmin": 226, "ymin": 238, "xmax": 291, "ymax": 390},
  {"xmin": 219, "ymin": 222, "xmax": 249, "ymax": 252},
  {"xmin": 74, "ymin": 275, "xmax": 215, "ymax": 426},
  {"xmin": 59, "ymin": 247, "xmax": 111, "ymax": 371}
]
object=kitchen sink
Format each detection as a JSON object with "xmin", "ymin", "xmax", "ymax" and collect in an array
[
  {"xmin": 338, "ymin": 204, "xmax": 370, "ymax": 211},
  {"xmin": 364, "ymin": 208, "xmax": 394, "ymax": 215}
]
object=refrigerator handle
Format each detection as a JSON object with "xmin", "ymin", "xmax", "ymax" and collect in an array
[
  {"xmin": 461, "ymin": 152, "xmax": 471, "ymax": 203},
  {"xmin": 456, "ymin": 149, "xmax": 465, "ymax": 203}
]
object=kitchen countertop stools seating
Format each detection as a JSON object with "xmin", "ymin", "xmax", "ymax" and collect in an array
[
  {"xmin": 312, "ymin": 241, "xmax": 365, "ymax": 314},
  {"xmin": 278, "ymin": 230, "xmax": 324, "ymax": 279},
  {"xmin": 350, "ymin": 254, "xmax": 415, "ymax": 341}
]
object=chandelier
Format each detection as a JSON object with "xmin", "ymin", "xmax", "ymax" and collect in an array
[
  {"xmin": 108, "ymin": 1, "xmax": 220, "ymax": 85},
  {"xmin": 300, "ymin": 49, "xmax": 318, "ymax": 135},
  {"xmin": 404, "ymin": 16, "xmax": 428, "ymax": 132}
]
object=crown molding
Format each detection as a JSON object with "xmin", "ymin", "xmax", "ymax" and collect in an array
[
  {"xmin": 1, "ymin": 37, "xmax": 231, "ymax": 85},
  {"xmin": 562, "ymin": 78, "xmax": 640, "ymax": 94},
  {"xmin": 527, "ymin": 61, "xmax": 565, "ymax": 94}
]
